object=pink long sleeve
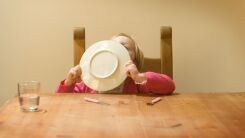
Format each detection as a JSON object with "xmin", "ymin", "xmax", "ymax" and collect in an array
[
  {"xmin": 122, "ymin": 72, "xmax": 175, "ymax": 95},
  {"xmin": 56, "ymin": 80, "xmax": 96, "ymax": 93},
  {"xmin": 140, "ymin": 72, "xmax": 175, "ymax": 94}
]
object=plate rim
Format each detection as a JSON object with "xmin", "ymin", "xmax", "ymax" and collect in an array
[{"xmin": 80, "ymin": 40, "xmax": 130, "ymax": 91}]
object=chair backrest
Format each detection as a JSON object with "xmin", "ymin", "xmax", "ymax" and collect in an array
[
  {"xmin": 141, "ymin": 26, "xmax": 173, "ymax": 78},
  {"xmin": 73, "ymin": 27, "xmax": 85, "ymax": 66},
  {"xmin": 73, "ymin": 26, "xmax": 173, "ymax": 78}
]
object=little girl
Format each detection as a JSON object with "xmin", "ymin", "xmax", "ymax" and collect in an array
[{"xmin": 56, "ymin": 33, "xmax": 175, "ymax": 94}]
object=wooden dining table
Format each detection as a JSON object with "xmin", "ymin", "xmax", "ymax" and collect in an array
[{"xmin": 0, "ymin": 92, "xmax": 244, "ymax": 138}]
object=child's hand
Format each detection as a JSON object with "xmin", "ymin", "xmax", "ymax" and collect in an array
[
  {"xmin": 64, "ymin": 65, "xmax": 82, "ymax": 86},
  {"xmin": 125, "ymin": 60, "xmax": 146, "ymax": 84}
]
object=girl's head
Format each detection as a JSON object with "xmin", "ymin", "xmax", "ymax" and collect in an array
[{"xmin": 111, "ymin": 33, "xmax": 144, "ymax": 70}]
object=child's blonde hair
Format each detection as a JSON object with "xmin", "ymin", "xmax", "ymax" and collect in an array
[{"xmin": 112, "ymin": 33, "xmax": 144, "ymax": 71}]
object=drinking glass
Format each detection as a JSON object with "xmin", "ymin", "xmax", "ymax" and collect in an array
[{"xmin": 17, "ymin": 81, "xmax": 40, "ymax": 112}]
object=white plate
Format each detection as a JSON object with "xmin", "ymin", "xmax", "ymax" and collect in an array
[{"xmin": 80, "ymin": 40, "xmax": 130, "ymax": 92}]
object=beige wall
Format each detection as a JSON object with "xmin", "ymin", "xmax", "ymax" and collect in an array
[{"xmin": 1, "ymin": 0, "xmax": 245, "ymax": 105}]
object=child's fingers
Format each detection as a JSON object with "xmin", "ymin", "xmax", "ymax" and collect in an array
[
  {"xmin": 125, "ymin": 60, "xmax": 134, "ymax": 67},
  {"xmin": 74, "ymin": 65, "xmax": 81, "ymax": 71},
  {"xmin": 71, "ymin": 66, "xmax": 81, "ymax": 75},
  {"xmin": 65, "ymin": 66, "xmax": 82, "ymax": 85},
  {"xmin": 125, "ymin": 69, "xmax": 130, "ymax": 76},
  {"xmin": 125, "ymin": 66, "xmax": 132, "ymax": 77},
  {"xmin": 73, "ymin": 66, "xmax": 82, "ymax": 76},
  {"xmin": 69, "ymin": 69, "xmax": 79, "ymax": 80},
  {"xmin": 68, "ymin": 72, "xmax": 75, "ymax": 80},
  {"xmin": 76, "ymin": 77, "xmax": 82, "ymax": 83}
]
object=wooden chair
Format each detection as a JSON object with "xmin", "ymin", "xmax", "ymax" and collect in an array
[
  {"xmin": 141, "ymin": 26, "xmax": 173, "ymax": 78},
  {"xmin": 73, "ymin": 27, "xmax": 85, "ymax": 66},
  {"xmin": 73, "ymin": 26, "xmax": 173, "ymax": 78}
]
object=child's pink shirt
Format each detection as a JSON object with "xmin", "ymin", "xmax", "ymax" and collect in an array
[{"xmin": 56, "ymin": 72, "xmax": 175, "ymax": 94}]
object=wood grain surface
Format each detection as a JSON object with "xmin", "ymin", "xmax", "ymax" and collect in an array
[{"xmin": 0, "ymin": 93, "xmax": 244, "ymax": 138}]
